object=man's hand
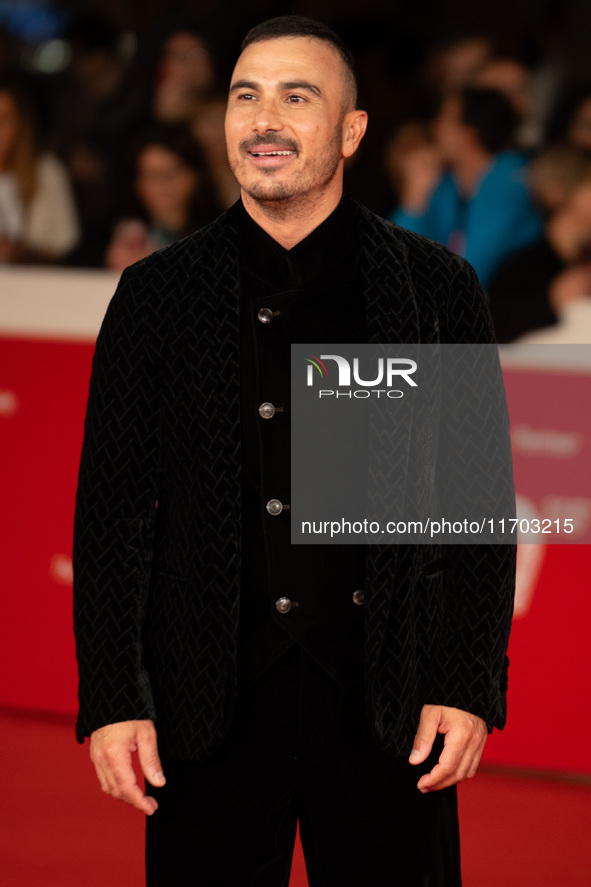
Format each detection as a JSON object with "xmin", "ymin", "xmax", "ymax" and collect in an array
[
  {"xmin": 409, "ymin": 704, "xmax": 487, "ymax": 793},
  {"xmin": 89, "ymin": 719, "xmax": 165, "ymax": 815}
]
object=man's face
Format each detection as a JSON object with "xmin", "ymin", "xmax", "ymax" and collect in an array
[{"xmin": 225, "ymin": 36, "xmax": 350, "ymax": 206}]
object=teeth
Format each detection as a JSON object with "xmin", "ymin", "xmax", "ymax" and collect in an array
[{"xmin": 252, "ymin": 151, "xmax": 294, "ymax": 156}]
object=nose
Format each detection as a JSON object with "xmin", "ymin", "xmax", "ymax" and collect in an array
[{"xmin": 251, "ymin": 97, "xmax": 283, "ymax": 134}]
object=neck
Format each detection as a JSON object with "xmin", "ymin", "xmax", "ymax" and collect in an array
[
  {"xmin": 452, "ymin": 148, "xmax": 491, "ymax": 198},
  {"xmin": 240, "ymin": 185, "xmax": 344, "ymax": 249}
]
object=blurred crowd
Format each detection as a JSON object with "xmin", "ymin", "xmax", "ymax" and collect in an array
[{"xmin": 2, "ymin": 11, "xmax": 591, "ymax": 342}]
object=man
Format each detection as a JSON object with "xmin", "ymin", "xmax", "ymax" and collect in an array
[
  {"xmin": 74, "ymin": 16, "xmax": 515, "ymax": 886},
  {"xmin": 391, "ymin": 86, "xmax": 542, "ymax": 288}
]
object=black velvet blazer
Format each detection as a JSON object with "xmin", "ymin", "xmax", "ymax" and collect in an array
[{"xmin": 73, "ymin": 199, "xmax": 516, "ymax": 761}]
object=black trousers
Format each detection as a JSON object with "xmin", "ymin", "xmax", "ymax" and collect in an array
[{"xmin": 145, "ymin": 646, "xmax": 461, "ymax": 886}]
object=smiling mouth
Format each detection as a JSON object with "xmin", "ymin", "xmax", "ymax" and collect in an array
[{"xmin": 248, "ymin": 150, "xmax": 296, "ymax": 157}]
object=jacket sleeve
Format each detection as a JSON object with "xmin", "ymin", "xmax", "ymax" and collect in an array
[
  {"xmin": 426, "ymin": 257, "xmax": 516, "ymax": 731},
  {"xmin": 73, "ymin": 265, "xmax": 164, "ymax": 741}
]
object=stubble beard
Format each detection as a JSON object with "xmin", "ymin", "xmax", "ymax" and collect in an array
[{"xmin": 230, "ymin": 121, "xmax": 344, "ymax": 220}]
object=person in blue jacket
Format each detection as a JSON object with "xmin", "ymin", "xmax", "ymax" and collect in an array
[{"xmin": 391, "ymin": 86, "xmax": 543, "ymax": 289}]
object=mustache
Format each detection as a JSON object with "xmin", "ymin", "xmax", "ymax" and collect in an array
[{"xmin": 240, "ymin": 135, "xmax": 299, "ymax": 152}]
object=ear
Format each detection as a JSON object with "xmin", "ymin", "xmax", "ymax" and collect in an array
[{"xmin": 342, "ymin": 110, "xmax": 368, "ymax": 159}]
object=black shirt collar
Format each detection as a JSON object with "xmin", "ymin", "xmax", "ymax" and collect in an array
[{"xmin": 235, "ymin": 193, "xmax": 355, "ymax": 291}]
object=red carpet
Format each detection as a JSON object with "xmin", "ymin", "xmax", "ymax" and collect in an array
[{"xmin": 1, "ymin": 710, "xmax": 589, "ymax": 886}]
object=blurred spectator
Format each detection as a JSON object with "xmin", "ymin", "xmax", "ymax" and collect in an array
[
  {"xmin": 191, "ymin": 96, "xmax": 240, "ymax": 208},
  {"xmin": 127, "ymin": 21, "xmax": 219, "ymax": 135},
  {"xmin": 128, "ymin": 23, "xmax": 232, "ymax": 214},
  {"xmin": 45, "ymin": 14, "xmax": 139, "ymax": 265},
  {"xmin": 152, "ymin": 28, "xmax": 216, "ymax": 124},
  {"xmin": 488, "ymin": 168, "xmax": 591, "ymax": 341},
  {"xmin": 383, "ymin": 119, "xmax": 434, "ymax": 209},
  {"xmin": 390, "ymin": 86, "xmax": 543, "ymax": 288},
  {"xmin": 475, "ymin": 58, "xmax": 532, "ymax": 117},
  {"xmin": 517, "ymin": 263, "xmax": 591, "ymax": 343},
  {"xmin": 105, "ymin": 125, "xmax": 219, "ymax": 271},
  {"xmin": 421, "ymin": 34, "xmax": 492, "ymax": 98},
  {"xmin": 528, "ymin": 144, "xmax": 590, "ymax": 216},
  {"xmin": 473, "ymin": 57, "xmax": 538, "ymax": 148},
  {"xmin": 545, "ymin": 86, "xmax": 591, "ymax": 151},
  {"xmin": 0, "ymin": 74, "xmax": 79, "ymax": 263},
  {"xmin": 564, "ymin": 95, "xmax": 591, "ymax": 152}
]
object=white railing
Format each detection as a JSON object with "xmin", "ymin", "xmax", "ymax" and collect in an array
[{"xmin": 0, "ymin": 266, "xmax": 119, "ymax": 342}]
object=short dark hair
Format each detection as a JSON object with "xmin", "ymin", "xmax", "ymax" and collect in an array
[
  {"xmin": 459, "ymin": 87, "xmax": 519, "ymax": 154},
  {"xmin": 241, "ymin": 15, "xmax": 358, "ymax": 110}
]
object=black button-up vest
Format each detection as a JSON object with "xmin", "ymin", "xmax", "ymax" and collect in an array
[{"xmin": 237, "ymin": 196, "xmax": 368, "ymax": 687}]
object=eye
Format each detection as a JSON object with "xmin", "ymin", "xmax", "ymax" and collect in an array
[
  {"xmin": 286, "ymin": 94, "xmax": 306, "ymax": 103},
  {"xmin": 237, "ymin": 92, "xmax": 256, "ymax": 101}
]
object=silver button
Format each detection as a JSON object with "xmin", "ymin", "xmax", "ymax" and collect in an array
[
  {"xmin": 352, "ymin": 589, "xmax": 365, "ymax": 605},
  {"xmin": 275, "ymin": 597, "xmax": 292, "ymax": 614},
  {"xmin": 266, "ymin": 498, "xmax": 283, "ymax": 515},
  {"xmin": 257, "ymin": 308, "xmax": 275, "ymax": 324},
  {"xmin": 258, "ymin": 402, "xmax": 276, "ymax": 419}
]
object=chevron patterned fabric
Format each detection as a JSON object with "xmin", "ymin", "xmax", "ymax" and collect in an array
[{"xmin": 73, "ymin": 199, "xmax": 516, "ymax": 761}]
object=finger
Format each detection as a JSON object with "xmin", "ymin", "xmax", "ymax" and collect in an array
[
  {"xmin": 465, "ymin": 742, "xmax": 485, "ymax": 779},
  {"xmin": 417, "ymin": 754, "xmax": 470, "ymax": 792},
  {"xmin": 95, "ymin": 738, "xmax": 155, "ymax": 812},
  {"xmin": 108, "ymin": 757, "xmax": 159, "ymax": 815},
  {"xmin": 418, "ymin": 730, "xmax": 479, "ymax": 792},
  {"xmin": 89, "ymin": 722, "xmax": 160, "ymax": 815},
  {"xmin": 90, "ymin": 744, "xmax": 119, "ymax": 794},
  {"xmin": 137, "ymin": 725, "xmax": 166, "ymax": 788},
  {"xmin": 418, "ymin": 724, "xmax": 468, "ymax": 790},
  {"xmin": 93, "ymin": 761, "xmax": 111, "ymax": 795},
  {"xmin": 409, "ymin": 706, "xmax": 440, "ymax": 765},
  {"xmin": 107, "ymin": 773, "xmax": 159, "ymax": 814},
  {"xmin": 92, "ymin": 736, "xmax": 133, "ymax": 786},
  {"xmin": 114, "ymin": 780, "xmax": 159, "ymax": 815},
  {"xmin": 95, "ymin": 752, "xmax": 158, "ymax": 815},
  {"xmin": 418, "ymin": 751, "xmax": 477, "ymax": 791}
]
